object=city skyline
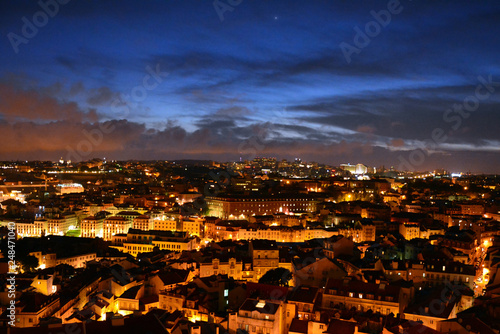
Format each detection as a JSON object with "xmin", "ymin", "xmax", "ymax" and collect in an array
[{"xmin": 1, "ymin": 1, "xmax": 500, "ymax": 172}]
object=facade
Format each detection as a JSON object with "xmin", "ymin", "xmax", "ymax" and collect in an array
[
  {"xmin": 287, "ymin": 286, "xmax": 320, "ymax": 321},
  {"xmin": 153, "ymin": 216, "xmax": 178, "ymax": 231},
  {"xmin": 116, "ymin": 211, "xmax": 143, "ymax": 223},
  {"xmin": 424, "ymin": 261, "xmax": 475, "ymax": 289},
  {"xmin": 115, "ymin": 229, "xmax": 197, "ymax": 256},
  {"xmin": 56, "ymin": 183, "xmax": 84, "ymax": 195},
  {"xmin": 29, "ymin": 251, "xmax": 96, "ymax": 269},
  {"xmin": 132, "ymin": 214, "xmax": 153, "ymax": 231},
  {"xmin": 322, "ymin": 278, "xmax": 412, "ymax": 316},
  {"xmin": 199, "ymin": 257, "xmax": 243, "ymax": 280},
  {"xmin": 338, "ymin": 222, "xmax": 376, "ymax": 242},
  {"xmin": 180, "ymin": 217, "xmax": 204, "ymax": 236},
  {"xmin": 250, "ymin": 240, "xmax": 280, "ymax": 282},
  {"xmin": 29, "ymin": 251, "xmax": 57, "ymax": 269},
  {"xmin": 81, "ymin": 215, "xmax": 105, "ymax": 238},
  {"xmin": 15, "ymin": 220, "xmax": 47, "ymax": 238},
  {"xmin": 206, "ymin": 195, "xmax": 321, "ymax": 219},
  {"xmin": 459, "ymin": 204, "xmax": 484, "ymax": 216},
  {"xmin": 228, "ymin": 298, "xmax": 287, "ymax": 334},
  {"xmin": 31, "ymin": 274, "xmax": 56, "ymax": 295},
  {"xmin": 400, "ymin": 223, "xmax": 421, "ymax": 240},
  {"xmin": 15, "ymin": 293, "xmax": 60, "ymax": 328},
  {"xmin": 238, "ymin": 226, "xmax": 337, "ymax": 243},
  {"xmin": 103, "ymin": 216, "xmax": 132, "ymax": 241},
  {"xmin": 56, "ymin": 253, "xmax": 97, "ymax": 269},
  {"xmin": 323, "ymin": 236, "xmax": 355, "ymax": 259},
  {"xmin": 46, "ymin": 217, "xmax": 69, "ymax": 236}
]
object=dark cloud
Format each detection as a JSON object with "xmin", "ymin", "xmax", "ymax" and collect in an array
[
  {"xmin": 0, "ymin": 83, "xmax": 97, "ymax": 122},
  {"xmin": 86, "ymin": 87, "xmax": 121, "ymax": 106}
]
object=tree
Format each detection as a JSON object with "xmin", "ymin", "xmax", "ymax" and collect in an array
[
  {"xmin": 258, "ymin": 268, "xmax": 292, "ymax": 287},
  {"xmin": 19, "ymin": 255, "xmax": 39, "ymax": 273}
]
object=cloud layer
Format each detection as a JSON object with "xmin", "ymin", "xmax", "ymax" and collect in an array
[{"xmin": 0, "ymin": 1, "xmax": 500, "ymax": 172}]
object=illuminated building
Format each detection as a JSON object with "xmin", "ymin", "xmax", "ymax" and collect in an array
[
  {"xmin": 250, "ymin": 240, "xmax": 279, "ymax": 282},
  {"xmin": 337, "ymin": 222, "xmax": 376, "ymax": 242},
  {"xmin": 228, "ymin": 298, "xmax": 287, "ymax": 334},
  {"xmin": 399, "ymin": 223, "xmax": 421, "ymax": 241},
  {"xmin": 237, "ymin": 225, "xmax": 337, "ymax": 243},
  {"xmin": 116, "ymin": 211, "xmax": 143, "ymax": 223},
  {"xmin": 103, "ymin": 216, "xmax": 132, "ymax": 241},
  {"xmin": 56, "ymin": 183, "xmax": 84, "ymax": 195},
  {"xmin": 116, "ymin": 286, "xmax": 141, "ymax": 316},
  {"xmin": 29, "ymin": 251, "xmax": 96, "ymax": 269},
  {"xmin": 133, "ymin": 214, "xmax": 153, "ymax": 230},
  {"xmin": 31, "ymin": 274, "xmax": 57, "ymax": 295},
  {"xmin": 423, "ymin": 261, "xmax": 475, "ymax": 289},
  {"xmin": 114, "ymin": 229, "xmax": 197, "ymax": 256},
  {"xmin": 340, "ymin": 163, "xmax": 368, "ymax": 175},
  {"xmin": 55, "ymin": 253, "xmax": 97, "ymax": 269},
  {"xmin": 287, "ymin": 286, "xmax": 320, "ymax": 321},
  {"xmin": 153, "ymin": 216, "xmax": 177, "ymax": 231},
  {"xmin": 206, "ymin": 195, "xmax": 321, "ymax": 219},
  {"xmin": 81, "ymin": 215, "xmax": 105, "ymax": 238},
  {"xmin": 322, "ymin": 278, "xmax": 412, "ymax": 316},
  {"xmin": 199, "ymin": 257, "xmax": 243, "ymax": 280},
  {"xmin": 14, "ymin": 293, "xmax": 60, "ymax": 328},
  {"xmin": 459, "ymin": 203, "xmax": 484, "ymax": 216},
  {"xmin": 46, "ymin": 213, "xmax": 78, "ymax": 236},
  {"xmin": 180, "ymin": 216, "xmax": 204, "ymax": 236},
  {"xmin": 14, "ymin": 219, "xmax": 47, "ymax": 238}
]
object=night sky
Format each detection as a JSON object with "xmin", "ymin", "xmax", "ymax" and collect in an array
[{"xmin": 1, "ymin": 1, "xmax": 500, "ymax": 173}]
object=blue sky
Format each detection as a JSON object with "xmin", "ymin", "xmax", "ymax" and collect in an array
[{"xmin": 1, "ymin": 1, "xmax": 500, "ymax": 172}]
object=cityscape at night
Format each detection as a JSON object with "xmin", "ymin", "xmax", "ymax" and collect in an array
[{"xmin": 1, "ymin": 1, "xmax": 500, "ymax": 333}]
